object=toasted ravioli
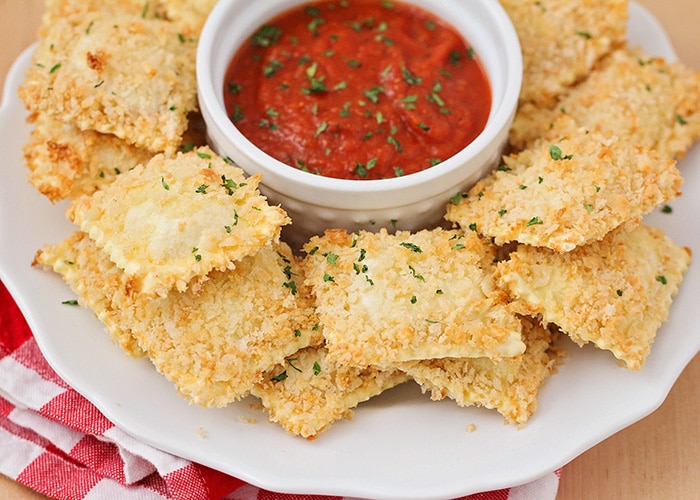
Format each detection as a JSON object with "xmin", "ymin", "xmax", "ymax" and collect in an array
[
  {"xmin": 495, "ymin": 225, "xmax": 691, "ymax": 370},
  {"xmin": 23, "ymin": 112, "xmax": 154, "ymax": 202},
  {"xmin": 18, "ymin": 9, "xmax": 197, "ymax": 154},
  {"xmin": 67, "ymin": 147, "xmax": 290, "ymax": 297},
  {"xmin": 161, "ymin": 0, "xmax": 218, "ymax": 36},
  {"xmin": 509, "ymin": 49, "xmax": 700, "ymax": 158},
  {"xmin": 252, "ymin": 346, "xmax": 409, "ymax": 440},
  {"xmin": 125, "ymin": 243, "xmax": 320, "ymax": 406},
  {"xmin": 41, "ymin": 0, "xmax": 169, "ymax": 21},
  {"xmin": 302, "ymin": 228, "xmax": 525, "ymax": 367},
  {"xmin": 500, "ymin": 0, "xmax": 627, "ymax": 107},
  {"xmin": 446, "ymin": 123, "xmax": 683, "ymax": 252},
  {"xmin": 33, "ymin": 231, "xmax": 144, "ymax": 358},
  {"xmin": 398, "ymin": 316, "xmax": 562, "ymax": 425}
]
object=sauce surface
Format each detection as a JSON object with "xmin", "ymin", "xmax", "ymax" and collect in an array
[{"xmin": 224, "ymin": 0, "xmax": 492, "ymax": 180}]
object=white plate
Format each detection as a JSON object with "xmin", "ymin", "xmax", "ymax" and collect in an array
[{"xmin": 1, "ymin": 4, "xmax": 698, "ymax": 499}]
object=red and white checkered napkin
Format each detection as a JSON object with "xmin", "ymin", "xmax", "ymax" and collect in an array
[{"xmin": 0, "ymin": 281, "xmax": 559, "ymax": 500}]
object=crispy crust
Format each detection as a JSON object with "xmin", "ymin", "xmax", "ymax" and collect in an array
[
  {"xmin": 18, "ymin": 7, "xmax": 197, "ymax": 154},
  {"xmin": 302, "ymin": 228, "xmax": 525, "ymax": 367},
  {"xmin": 509, "ymin": 49, "xmax": 700, "ymax": 158},
  {"xmin": 23, "ymin": 112, "xmax": 154, "ymax": 202},
  {"xmin": 500, "ymin": 0, "xmax": 628, "ymax": 107},
  {"xmin": 252, "ymin": 346, "xmax": 409, "ymax": 440},
  {"xmin": 495, "ymin": 224, "xmax": 691, "ymax": 370},
  {"xmin": 33, "ymin": 231, "xmax": 145, "ymax": 358},
  {"xmin": 36, "ymin": 232, "xmax": 321, "ymax": 405},
  {"xmin": 160, "ymin": 0, "xmax": 218, "ymax": 36},
  {"xmin": 446, "ymin": 121, "xmax": 682, "ymax": 252},
  {"xmin": 67, "ymin": 147, "xmax": 290, "ymax": 297},
  {"xmin": 398, "ymin": 316, "xmax": 563, "ymax": 425},
  {"xmin": 126, "ymin": 243, "xmax": 321, "ymax": 406}
]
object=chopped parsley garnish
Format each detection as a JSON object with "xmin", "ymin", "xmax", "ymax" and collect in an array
[
  {"xmin": 549, "ymin": 144, "xmax": 573, "ymax": 161},
  {"xmin": 252, "ymin": 25, "xmax": 282, "ymax": 47},
  {"xmin": 400, "ymin": 242, "xmax": 422, "ymax": 252}
]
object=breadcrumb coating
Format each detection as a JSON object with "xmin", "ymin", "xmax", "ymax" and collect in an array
[
  {"xmin": 509, "ymin": 49, "xmax": 700, "ymax": 159},
  {"xmin": 23, "ymin": 112, "xmax": 153, "ymax": 202},
  {"xmin": 252, "ymin": 346, "xmax": 409, "ymax": 440},
  {"xmin": 500, "ymin": 0, "xmax": 628, "ymax": 107},
  {"xmin": 67, "ymin": 147, "xmax": 290, "ymax": 297},
  {"xmin": 33, "ymin": 231, "xmax": 145, "ymax": 358},
  {"xmin": 18, "ymin": 7, "xmax": 197, "ymax": 154},
  {"xmin": 398, "ymin": 316, "xmax": 563, "ymax": 425},
  {"xmin": 303, "ymin": 228, "xmax": 525, "ymax": 367},
  {"xmin": 36, "ymin": 232, "xmax": 321, "ymax": 406},
  {"xmin": 446, "ymin": 121, "xmax": 682, "ymax": 252},
  {"xmin": 495, "ymin": 225, "xmax": 691, "ymax": 369}
]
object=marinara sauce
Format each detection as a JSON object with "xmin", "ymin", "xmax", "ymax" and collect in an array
[{"xmin": 224, "ymin": 0, "xmax": 491, "ymax": 180}]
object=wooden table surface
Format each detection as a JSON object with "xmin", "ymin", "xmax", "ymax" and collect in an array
[{"xmin": 0, "ymin": 1, "xmax": 698, "ymax": 499}]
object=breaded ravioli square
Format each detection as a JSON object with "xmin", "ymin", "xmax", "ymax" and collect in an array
[
  {"xmin": 33, "ymin": 231, "xmax": 145, "ymax": 358},
  {"xmin": 67, "ymin": 147, "xmax": 290, "ymax": 297},
  {"xmin": 495, "ymin": 225, "xmax": 691, "ymax": 370},
  {"xmin": 500, "ymin": 0, "xmax": 628, "ymax": 107},
  {"xmin": 509, "ymin": 49, "xmax": 700, "ymax": 158},
  {"xmin": 302, "ymin": 228, "xmax": 525, "ymax": 368},
  {"xmin": 23, "ymin": 112, "xmax": 154, "ymax": 202},
  {"xmin": 18, "ymin": 8, "xmax": 197, "ymax": 154},
  {"xmin": 160, "ymin": 0, "xmax": 219, "ymax": 36},
  {"xmin": 126, "ymin": 243, "xmax": 321, "ymax": 406},
  {"xmin": 398, "ymin": 316, "xmax": 562, "ymax": 425},
  {"xmin": 37, "ymin": 232, "xmax": 320, "ymax": 406},
  {"xmin": 446, "ymin": 122, "xmax": 682, "ymax": 252},
  {"xmin": 252, "ymin": 346, "xmax": 410, "ymax": 440}
]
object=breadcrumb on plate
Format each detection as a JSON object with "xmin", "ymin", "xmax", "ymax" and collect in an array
[
  {"xmin": 252, "ymin": 345, "xmax": 410, "ymax": 440},
  {"xmin": 18, "ymin": 7, "xmax": 197, "ymax": 154},
  {"xmin": 67, "ymin": 147, "xmax": 290, "ymax": 297},
  {"xmin": 302, "ymin": 228, "xmax": 525, "ymax": 368},
  {"xmin": 495, "ymin": 224, "xmax": 691, "ymax": 370},
  {"xmin": 500, "ymin": 0, "xmax": 628, "ymax": 107},
  {"xmin": 446, "ymin": 121, "xmax": 682, "ymax": 252},
  {"xmin": 397, "ymin": 316, "xmax": 562, "ymax": 425},
  {"xmin": 509, "ymin": 48, "xmax": 700, "ymax": 158}
]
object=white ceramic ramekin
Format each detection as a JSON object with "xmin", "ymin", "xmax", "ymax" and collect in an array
[{"xmin": 197, "ymin": 0, "xmax": 522, "ymax": 246}]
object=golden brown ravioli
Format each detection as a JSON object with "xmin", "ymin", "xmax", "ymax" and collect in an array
[
  {"xmin": 397, "ymin": 316, "xmax": 562, "ymax": 425},
  {"xmin": 252, "ymin": 346, "xmax": 409, "ymax": 440},
  {"xmin": 37, "ymin": 232, "xmax": 321, "ymax": 406},
  {"xmin": 495, "ymin": 224, "xmax": 691, "ymax": 369},
  {"xmin": 67, "ymin": 147, "xmax": 290, "ymax": 297},
  {"xmin": 33, "ymin": 231, "xmax": 145, "ymax": 358},
  {"xmin": 446, "ymin": 122, "xmax": 682, "ymax": 252},
  {"xmin": 23, "ymin": 112, "xmax": 154, "ymax": 202},
  {"xmin": 509, "ymin": 48, "xmax": 700, "ymax": 159},
  {"xmin": 500, "ymin": 0, "xmax": 628, "ymax": 107},
  {"xmin": 302, "ymin": 228, "xmax": 525, "ymax": 368},
  {"xmin": 19, "ymin": 7, "xmax": 197, "ymax": 154}
]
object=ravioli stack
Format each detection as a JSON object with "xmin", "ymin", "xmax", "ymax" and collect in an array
[
  {"xmin": 20, "ymin": 0, "xmax": 700, "ymax": 440},
  {"xmin": 446, "ymin": 29, "xmax": 700, "ymax": 372},
  {"xmin": 18, "ymin": 0, "xmax": 213, "ymax": 202}
]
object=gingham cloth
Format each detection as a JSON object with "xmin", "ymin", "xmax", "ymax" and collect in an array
[{"xmin": 0, "ymin": 281, "xmax": 559, "ymax": 500}]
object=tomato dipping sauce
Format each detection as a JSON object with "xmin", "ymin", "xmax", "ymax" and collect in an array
[{"xmin": 223, "ymin": 0, "xmax": 492, "ymax": 180}]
